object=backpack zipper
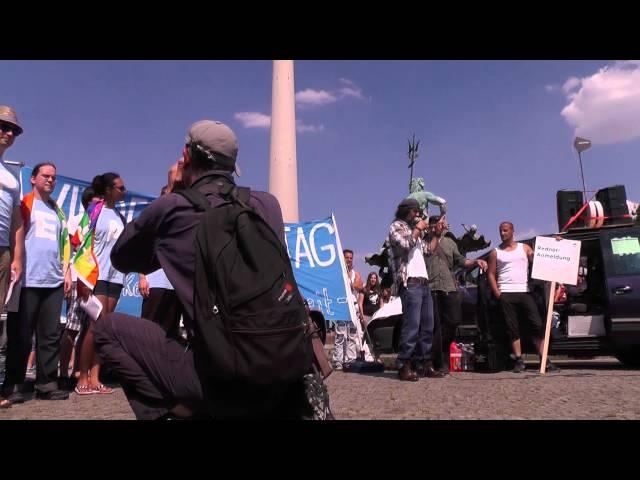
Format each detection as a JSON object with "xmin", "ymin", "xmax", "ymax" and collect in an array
[{"xmin": 232, "ymin": 324, "xmax": 305, "ymax": 336}]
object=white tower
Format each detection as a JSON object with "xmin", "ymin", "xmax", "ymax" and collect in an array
[{"xmin": 268, "ymin": 60, "xmax": 299, "ymax": 223}]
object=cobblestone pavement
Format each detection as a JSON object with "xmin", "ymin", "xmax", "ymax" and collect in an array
[{"xmin": 2, "ymin": 358, "xmax": 640, "ymax": 420}]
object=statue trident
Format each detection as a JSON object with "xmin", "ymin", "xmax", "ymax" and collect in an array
[
  {"xmin": 404, "ymin": 134, "xmax": 447, "ymax": 218},
  {"xmin": 407, "ymin": 133, "xmax": 420, "ymax": 193}
]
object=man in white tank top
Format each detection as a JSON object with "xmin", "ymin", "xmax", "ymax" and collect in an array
[{"xmin": 487, "ymin": 222, "xmax": 558, "ymax": 373}]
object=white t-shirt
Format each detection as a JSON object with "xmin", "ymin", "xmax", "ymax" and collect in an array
[
  {"xmin": 406, "ymin": 238, "xmax": 429, "ymax": 280},
  {"xmin": 0, "ymin": 160, "xmax": 21, "ymax": 248},
  {"xmin": 94, "ymin": 207, "xmax": 125, "ymax": 285},
  {"xmin": 23, "ymin": 198, "xmax": 64, "ymax": 288},
  {"xmin": 347, "ymin": 269, "xmax": 359, "ymax": 305},
  {"xmin": 146, "ymin": 268, "xmax": 174, "ymax": 290}
]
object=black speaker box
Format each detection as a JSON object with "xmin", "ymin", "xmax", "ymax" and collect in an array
[
  {"xmin": 597, "ymin": 185, "xmax": 631, "ymax": 226},
  {"xmin": 557, "ymin": 190, "xmax": 584, "ymax": 231}
]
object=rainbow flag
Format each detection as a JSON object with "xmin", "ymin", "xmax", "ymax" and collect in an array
[
  {"xmin": 21, "ymin": 191, "xmax": 70, "ymax": 271},
  {"xmin": 71, "ymin": 200, "xmax": 104, "ymax": 289}
]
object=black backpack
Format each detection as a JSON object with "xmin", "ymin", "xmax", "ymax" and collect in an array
[{"xmin": 177, "ymin": 179, "xmax": 313, "ymax": 416}]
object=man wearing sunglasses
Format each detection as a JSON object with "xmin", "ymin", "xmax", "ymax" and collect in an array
[{"xmin": 0, "ymin": 107, "xmax": 25, "ymax": 401}]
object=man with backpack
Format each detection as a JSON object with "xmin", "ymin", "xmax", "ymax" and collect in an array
[{"xmin": 94, "ymin": 120, "xmax": 321, "ymax": 420}]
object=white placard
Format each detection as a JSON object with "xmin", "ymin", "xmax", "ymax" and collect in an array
[
  {"xmin": 79, "ymin": 294, "xmax": 104, "ymax": 322},
  {"xmin": 531, "ymin": 236, "xmax": 581, "ymax": 286},
  {"xmin": 5, "ymin": 279, "xmax": 21, "ymax": 313}
]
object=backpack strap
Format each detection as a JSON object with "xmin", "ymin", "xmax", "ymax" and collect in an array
[
  {"xmin": 236, "ymin": 186, "xmax": 251, "ymax": 207},
  {"xmin": 176, "ymin": 188, "xmax": 211, "ymax": 212},
  {"xmin": 115, "ymin": 208, "xmax": 128, "ymax": 226},
  {"xmin": 178, "ymin": 175, "xmax": 252, "ymax": 211}
]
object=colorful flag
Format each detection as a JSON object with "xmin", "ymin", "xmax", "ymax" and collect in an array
[{"xmin": 70, "ymin": 200, "xmax": 104, "ymax": 289}]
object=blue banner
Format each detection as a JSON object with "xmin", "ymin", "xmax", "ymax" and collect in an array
[
  {"xmin": 285, "ymin": 215, "xmax": 356, "ymax": 324},
  {"xmin": 20, "ymin": 166, "xmax": 155, "ymax": 317}
]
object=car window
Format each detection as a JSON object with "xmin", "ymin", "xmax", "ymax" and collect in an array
[{"xmin": 601, "ymin": 228, "xmax": 640, "ymax": 276}]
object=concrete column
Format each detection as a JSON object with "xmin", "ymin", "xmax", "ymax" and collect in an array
[{"xmin": 268, "ymin": 60, "xmax": 299, "ymax": 223}]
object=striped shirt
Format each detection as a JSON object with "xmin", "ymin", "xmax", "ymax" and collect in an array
[{"xmin": 387, "ymin": 219, "xmax": 433, "ymax": 295}]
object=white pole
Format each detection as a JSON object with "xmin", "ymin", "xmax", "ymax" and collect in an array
[
  {"xmin": 269, "ymin": 60, "xmax": 299, "ymax": 223},
  {"xmin": 540, "ymin": 280, "xmax": 556, "ymax": 374}
]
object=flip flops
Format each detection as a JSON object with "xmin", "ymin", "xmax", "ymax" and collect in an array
[
  {"xmin": 74, "ymin": 384, "xmax": 95, "ymax": 396},
  {"xmin": 74, "ymin": 383, "xmax": 115, "ymax": 395},
  {"xmin": 92, "ymin": 384, "xmax": 114, "ymax": 395}
]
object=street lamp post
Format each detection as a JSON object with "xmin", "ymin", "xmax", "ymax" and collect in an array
[{"xmin": 573, "ymin": 136, "xmax": 591, "ymax": 203}]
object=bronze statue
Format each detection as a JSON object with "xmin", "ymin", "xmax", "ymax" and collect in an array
[
  {"xmin": 455, "ymin": 223, "xmax": 491, "ymax": 256},
  {"xmin": 407, "ymin": 177, "xmax": 447, "ymax": 217}
]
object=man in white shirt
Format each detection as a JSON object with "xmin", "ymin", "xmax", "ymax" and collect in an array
[
  {"xmin": 0, "ymin": 106, "xmax": 24, "ymax": 401},
  {"xmin": 332, "ymin": 249, "xmax": 363, "ymax": 369},
  {"xmin": 388, "ymin": 198, "xmax": 444, "ymax": 381}
]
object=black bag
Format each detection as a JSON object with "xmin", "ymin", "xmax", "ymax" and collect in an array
[
  {"xmin": 473, "ymin": 339, "xmax": 506, "ymax": 372},
  {"xmin": 474, "ymin": 271, "xmax": 507, "ymax": 372},
  {"xmin": 177, "ymin": 180, "xmax": 313, "ymax": 416}
]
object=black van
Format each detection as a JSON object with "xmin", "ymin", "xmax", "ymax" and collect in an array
[{"xmin": 458, "ymin": 223, "xmax": 640, "ymax": 366}]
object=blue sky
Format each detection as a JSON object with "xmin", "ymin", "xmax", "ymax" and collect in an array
[{"xmin": 2, "ymin": 60, "xmax": 639, "ymax": 275}]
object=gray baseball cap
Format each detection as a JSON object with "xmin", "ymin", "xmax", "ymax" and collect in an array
[
  {"xmin": 186, "ymin": 120, "xmax": 241, "ymax": 176},
  {"xmin": 0, "ymin": 105, "xmax": 23, "ymax": 135}
]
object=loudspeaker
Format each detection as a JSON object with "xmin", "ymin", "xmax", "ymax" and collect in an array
[
  {"xmin": 557, "ymin": 190, "xmax": 584, "ymax": 231},
  {"xmin": 596, "ymin": 185, "xmax": 631, "ymax": 226}
]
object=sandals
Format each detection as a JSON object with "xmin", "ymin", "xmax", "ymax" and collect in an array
[
  {"xmin": 74, "ymin": 384, "xmax": 95, "ymax": 396},
  {"xmin": 92, "ymin": 384, "xmax": 114, "ymax": 395},
  {"xmin": 74, "ymin": 382, "xmax": 114, "ymax": 395}
]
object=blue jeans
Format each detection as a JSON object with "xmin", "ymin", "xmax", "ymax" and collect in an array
[{"xmin": 397, "ymin": 283, "xmax": 434, "ymax": 367}]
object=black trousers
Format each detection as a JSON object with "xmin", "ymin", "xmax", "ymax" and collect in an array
[
  {"xmin": 93, "ymin": 313, "xmax": 204, "ymax": 420},
  {"xmin": 499, "ymin": 292, "xmax": 543, "ymax": 342},
  {"xmin": 141, "ymin": 288, "xmax": 182, "ymax": 339},
  {"xmin": 2, "ymin": 286, "xmax": 64, "ymax": 394},
  {"xmin": 431, "ymin": 290, "xmax": 462, "ymax": 370},
  {"xmin": 94, "ymin": 313, "xmax": 312, "ymax": 420}
]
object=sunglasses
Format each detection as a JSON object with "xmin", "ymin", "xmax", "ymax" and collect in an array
[
  {"xmin": 113, "ymin": 185, "xmax": 127, "ymax": 192},
  {"xmin": 0, "ymin": 122, "xmax": 21, "ymax": 136}
]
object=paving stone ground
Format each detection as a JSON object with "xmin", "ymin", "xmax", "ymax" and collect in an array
[{"xmin": 2, "ymin": 357, "xmax": 639, "ymax": 420}]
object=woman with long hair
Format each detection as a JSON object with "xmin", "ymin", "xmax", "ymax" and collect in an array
[
  {"xmin": 74, "ymin": 172, "xmax": 127, "ymax": 395},
  {"xmin": 358, "ymin": 272, "xmax": 384, "ymax": 327}
]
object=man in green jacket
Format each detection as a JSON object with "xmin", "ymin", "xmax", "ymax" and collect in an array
[{"xmin": 425, "ymin": 215, "xmax": 487, "ymax": 373}]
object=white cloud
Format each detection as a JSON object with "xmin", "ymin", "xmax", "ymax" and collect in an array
[
  {"xmin": 339, "ymin": 86, "xmax": 365, "ymax": 100},
  {"xmin": 560, "ymin": 61, "xmax": 640, "ymax": 144},
  {"xmin": 615, "ymin": 60, "xmax": 640, "ymax": 69},
  {"xmin": 234, "ymin": 112, "xmax": 271, "ymax": 129},
  {"xmin": 296, "ymin": 79, "xmax": 368, "ymax": 107},
  {"xmin": 339, "ymin": 78, "xmax": 366, "ymax": 100},
  {"xmin": 296, "ymin": 121, "xmax": 324, "ymax": 133},
  {"xmin": 295, "ymin": 89, "xmax": 337, "ymax": 107},
  {"xmin": 234, "ymin": 112, "xmax": 323, "ymax": 134},
  {"xmin": 237, "ymin": 78, "xmax": 366, "ymax": 133},
  {"xmin": 545, "ymin": 84, "xmax": 559, "ymax": 92},
  {"xmin": 562, "ymin": 77, "xmax": 581, "ymax": 94}
]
